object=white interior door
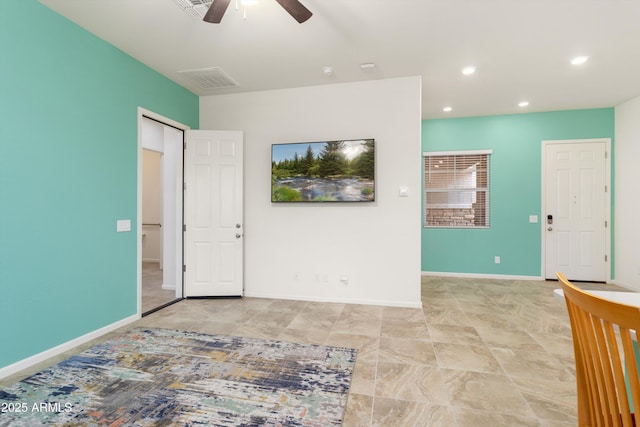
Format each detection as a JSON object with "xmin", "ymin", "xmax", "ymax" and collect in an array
[
  {"xmin": 184, "ymin": 130, "xmax": 243, "ymax": 297},
  {"xmin": 544, "ymin": 141, "xmax": 608, "ymax": 281}
]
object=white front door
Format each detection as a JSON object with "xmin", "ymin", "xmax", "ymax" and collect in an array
[
  {"xmin": 544, "ymin": 140, "xmax": 608, "ymax": 281},
  {"xmin": 184, "ymin": 130, "xmax": 243, "ymax": 297}
]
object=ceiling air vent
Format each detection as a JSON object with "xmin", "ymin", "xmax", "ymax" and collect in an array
[
  {"xmin": 178, "ymin": 67, "xmax": 239, "ymax": 90},
  {"xmin": 173, "ymin": 0, "xmax": 212, "ymax": 18}
]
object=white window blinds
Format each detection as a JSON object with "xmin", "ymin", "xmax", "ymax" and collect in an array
[{"xmin": 423, "ymin": 150, "xmax": 491, "ymax": 228}]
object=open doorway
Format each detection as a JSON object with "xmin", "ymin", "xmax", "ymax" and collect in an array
[
  {"xmin": 138, "ymin": 109, "xmax": 187, "ymax": 315},
  {"xmin": 141, "ymin": 148, "xmax": 175, "ymax": 312}
]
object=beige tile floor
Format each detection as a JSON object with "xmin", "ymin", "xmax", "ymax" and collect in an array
[{"xmin": 1, "ymin": 276, "xmax": 626, "ymax": 426}]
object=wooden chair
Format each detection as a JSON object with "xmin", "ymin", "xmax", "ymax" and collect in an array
[{"xmin": 558, "ymin": 272, "xmax": 640, "ymax": 426}]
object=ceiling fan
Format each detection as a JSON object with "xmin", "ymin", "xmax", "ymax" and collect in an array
[{"xmin": 203, "ymin": 0, "xmax": 312, "ymax": 24}]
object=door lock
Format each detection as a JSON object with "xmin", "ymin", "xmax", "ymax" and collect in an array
[{"xmin": 547, "ymin": 214, "xmax": 553, "ymax": 225}]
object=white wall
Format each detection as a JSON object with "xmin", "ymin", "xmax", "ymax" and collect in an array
[
  {"xmin": 142, "ymin": 149, "xmax": 162, "ymax": 262},
  {"xmin": 141, "ymin": 117, "xmax": 165, "ymax": 264},
  {"xmin": 200, "ymin": 77, "xmax": 422, "ymax": 307},
  {"xmin": 614, "ymin": 95, "xmax": 640, "ymax": 290}
]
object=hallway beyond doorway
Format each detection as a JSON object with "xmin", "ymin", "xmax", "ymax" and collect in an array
[{"xmin": 142, "ymin": 262, "xmax": 176, "ymax": 313}]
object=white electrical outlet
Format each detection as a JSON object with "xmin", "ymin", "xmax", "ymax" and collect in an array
[{"xmin": 494, "ymin": 256, "xmax": 501, "ymax": 264}]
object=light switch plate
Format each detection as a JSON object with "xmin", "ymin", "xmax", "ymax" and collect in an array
[
  {"xmin": 117, "ymin": 219, "xmax": 131, "ymax": 232},
  {"xmin": 529, "ymin": 215, "xmax": 538, "ymax": 223},
  {"xmin": 399, "ymin": 187, "xmax": 409, "ymax": 197}
]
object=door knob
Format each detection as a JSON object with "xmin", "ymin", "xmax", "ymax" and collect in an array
[
  {"xmin": 547, "ymin": 227, "xmax": 553, "ymax": 231},
  {"xmin": 236, "ymin": 233, "xmax": 242, "ymax": 238},
  {"xmin": 236, "ymin": 224, "xmax": 241, "ymax": 229}
]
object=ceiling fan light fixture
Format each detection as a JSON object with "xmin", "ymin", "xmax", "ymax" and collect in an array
[{"xmin": 199, "ymin": 0, "xmax": 312, "ymax": 23}]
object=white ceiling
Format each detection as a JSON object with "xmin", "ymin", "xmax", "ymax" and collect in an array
[{"xmin": 39, "ymin": 0, "xmax": 640, "ymax": 119}]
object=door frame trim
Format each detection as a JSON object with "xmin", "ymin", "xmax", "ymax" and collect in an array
[
  {"xmin": 540, "ymin": 138, "xmax": 612, "ymax": 282},
  {"xmin": 137, "ymin": 107, "xmax": 191, "ymax": 315}
]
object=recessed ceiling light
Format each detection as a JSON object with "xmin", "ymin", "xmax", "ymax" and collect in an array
[
  {"xmin": 518, "ymin": 101, "xmax": 529, "ymax": 107},
  {"xmin": 571, "ymin": 56, "xmax": 589, "ymax": 66},
  {"xmin": 322, "ymin": 66, "xmax": 334, "ymax": 76},
  {"xmin": 461, "ymin": 66, "xmax": 476, "ymax": 76},
  {"xmin": 443, "ymin": 106, "xmax": 453, "ymax": 112}
]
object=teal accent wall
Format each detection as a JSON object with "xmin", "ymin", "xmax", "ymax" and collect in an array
[
  {"xmin": 0, "ymin": 1, "xmax": 198, "ymax": 368},
  {"xmin": 421, "ymin": 108, "xmax": 614, "ymax": 277}
]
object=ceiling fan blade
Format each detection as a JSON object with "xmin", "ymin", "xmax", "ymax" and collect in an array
[
  {"xmin": 274, "ymin": 0, "xmax": 313, "ymax": 23},
  {"xmin": 203, "ymin": 0, "xmax": 232, "ymax": 23}
]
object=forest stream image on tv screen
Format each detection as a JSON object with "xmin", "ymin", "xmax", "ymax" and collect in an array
[{"xmin": 271, "ymin": 139, "xmax": 375, "ymax": 203}]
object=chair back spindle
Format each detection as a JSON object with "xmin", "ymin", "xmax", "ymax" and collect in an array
[{"xmin": 558, "ymin": 272, "xmax": 640, "ymax": 427}]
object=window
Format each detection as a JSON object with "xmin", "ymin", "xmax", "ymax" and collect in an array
[{"xmin": 423, "ymin": 150, "xmax": 491, "ymax": 228}]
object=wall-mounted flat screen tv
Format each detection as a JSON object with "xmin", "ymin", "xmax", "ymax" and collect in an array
[{"xmin": 271, "ymin": 139, "xmax": 375, "ymax": 202}]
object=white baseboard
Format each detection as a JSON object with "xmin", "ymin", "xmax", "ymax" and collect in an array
[
  {"xmin": 142, "ymin": 258, "xmax": 160, "ymax": 263},
  {"xmin": 421, "ymin": 271, "xmax": 543, "ymax": 281},
  {"xmin": 0, "ymin": 314, "xmax": 139, "ymax": 380},
  {"xmin": 608, "ymin": 279, "xmax": 640, "ymax": 292},
  {"xmin": 243, "ymin": 291, "xmax": 423, "ymax": 309},
  {"xmin": 162, "ymin": 283, "xmax": 176, "ymax": 291}
]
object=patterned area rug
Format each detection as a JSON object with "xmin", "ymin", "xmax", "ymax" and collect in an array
[{"xmin": 0, "ymin": 328, "xmax": 357, "ymax": 426}]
